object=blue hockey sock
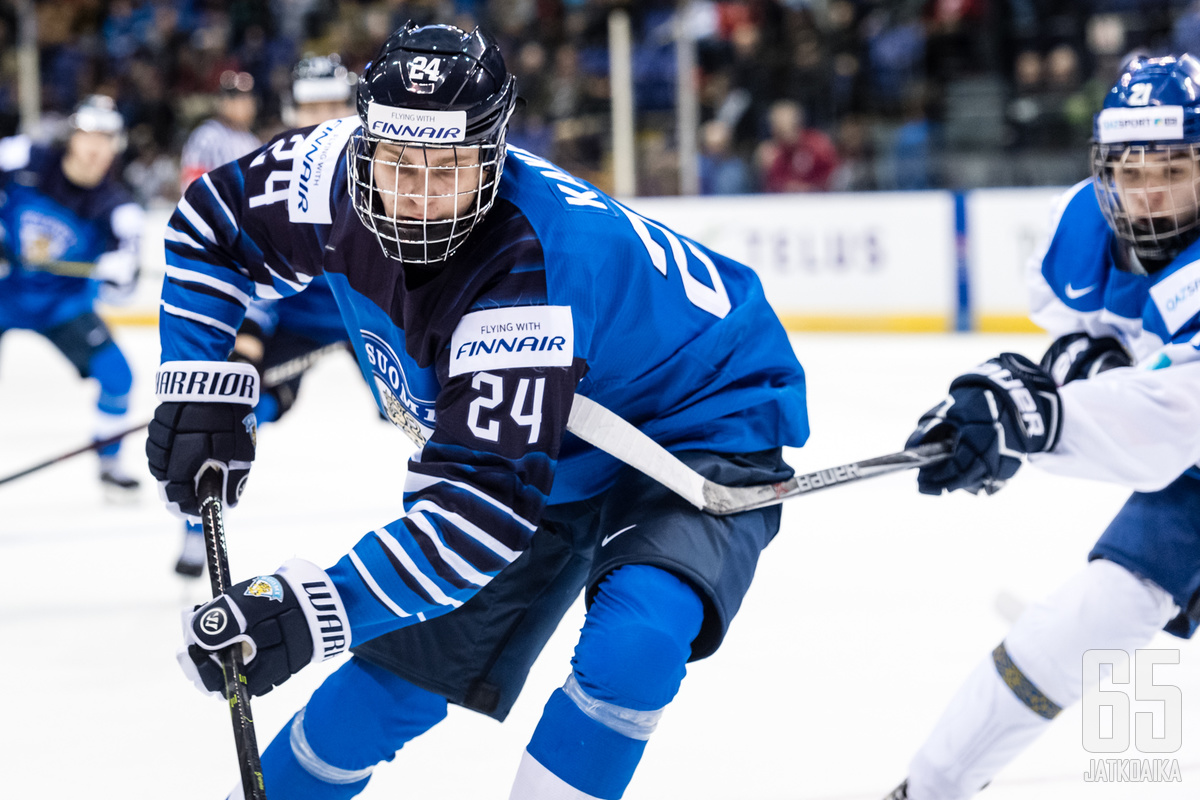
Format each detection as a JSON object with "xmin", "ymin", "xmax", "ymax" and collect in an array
[
  {"xmin": 522, "ymin": 565, "xmax": 704, "ymax": 799},
  {"xmin": 526, "ymin": 688, "xmax": 648, "ymax": 799},
  {"xmin": 259, "ymin": 657, "xmax": 447, "ymax": 799},
  {"xmin": 89, "ymin": 343, "xmax": 132, "ymax": 458}
]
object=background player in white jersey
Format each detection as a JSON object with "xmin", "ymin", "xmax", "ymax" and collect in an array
[
  {"xmin": 886, "ymin": 54, "xmax": 1200, "ymax": 800},
  {"xmin": 178, "ymin": 70, "xmax": 261, "ymax": 192},
  {"xmin": 0, "ymin": 95, "xmax": 144, "ymax": 495},
  {"xmin": 173, "ymin": 55, "xmax": 358, "ymax": 577},
  {"xmin": 146, "ymin": 21, "xmax": 810, "ymax": 799}
]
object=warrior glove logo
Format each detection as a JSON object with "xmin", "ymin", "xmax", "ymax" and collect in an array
[{"xmin": 200, "ymin": 607, "xmax": 227, "ymax": 636}]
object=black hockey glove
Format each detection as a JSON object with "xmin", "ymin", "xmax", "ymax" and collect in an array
[
  {"xmin": 146, "ymin": 361, "xmax": 259, "ymax": 520},
  {"xmin": 1039, "ymin": 332, "xmax": 1133, "ymax": 386},
  {"xmin": 178, "ymin": 559, "xmax": 351, "ymax": 697},
  {"xmin": 906, "ymin": 353, "xmax": 1062, "ymax": 496}
]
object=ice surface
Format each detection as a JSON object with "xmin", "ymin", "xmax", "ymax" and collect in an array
[{"xmin": 1, "ymin": 327, "xmax": 1195, "ymax": 799}]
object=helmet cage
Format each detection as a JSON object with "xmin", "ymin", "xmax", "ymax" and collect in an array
[
  {"xmin": 347, "ymin": 125, "xmax": 509, "ymax": 264},
  {"xmin": 1092, "ymin": 141, "xmax": 1200, "ymax": 265}
]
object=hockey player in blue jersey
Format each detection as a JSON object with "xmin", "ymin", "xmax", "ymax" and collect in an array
[
  {"xmin": 0, "ymin": 95, "xmax": 144, "ymax": 495},
  {"xmin": 172, "ymin": 55, "xmax": 359, "ymax": 578},
  {"xmin": 886, "ymin": 54, "xmax": 1200, "ymax": 800},
  {"xmin": 146, "ymin": 21, "xmax": 809, "ymax": 799}
]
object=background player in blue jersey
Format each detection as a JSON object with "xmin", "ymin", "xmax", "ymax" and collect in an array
[
  {"xmin": 0, "ymin": 94, "xmax": 144, "ymax": 496},
  {"xmin": 145, "ymin": 21, "xmax": 809, "ymax": 799},
  {"xmin": 172, "ymin": 55, "xmax": 358, "ymax": 578},
  {"xmin": 885, "ymin": 54, "xmax": 1200, "ymax": 800}
]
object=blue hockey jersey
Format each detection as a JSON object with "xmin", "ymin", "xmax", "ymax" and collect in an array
[
  {"xmin": 0, "ymin": 136, "xmax": 140, "ymax": 330},
  {"xmin": 159, "ymin": 118, "xmax": 809, "ymax": 643}
]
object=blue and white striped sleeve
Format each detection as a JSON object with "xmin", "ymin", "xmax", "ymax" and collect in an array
[{"xmin": 159, "ymin": 144, "xmax": 313, "ymax": 362}]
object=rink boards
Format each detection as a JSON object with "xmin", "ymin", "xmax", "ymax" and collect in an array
[{"xmin": 102, "ymin": 187, "xmax": 1067, "ymax": 334}]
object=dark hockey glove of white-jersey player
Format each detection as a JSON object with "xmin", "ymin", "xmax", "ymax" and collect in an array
[
  {"xmin": 905, "ymin": 333, "xmax": 1135, "ymax": 496},
  {"xmin": 905, "ymin": 352, "xmax": 1062, "ymax": 495}
]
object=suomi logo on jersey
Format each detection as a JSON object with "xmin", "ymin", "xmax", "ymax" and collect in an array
[
  {"xmin": 19, "ymin": 210, "xmax": 76, "ymax": 263},
  {"xmin": 361, "ymin": 329, "xmax": 437, "ymax": 447}
]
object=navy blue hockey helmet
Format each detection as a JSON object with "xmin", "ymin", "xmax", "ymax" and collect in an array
[
  {"xmin": 347, "ymin": 21, "xmax": 517, "ymax": 264},
  {"xmin": 1091, "ymin": 54, "xmax": 1200, "ymax": 269}
]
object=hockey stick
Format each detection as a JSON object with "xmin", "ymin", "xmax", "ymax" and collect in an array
[
  {"xmin": 0, "ymin": 422, "xmax": 150, "ymax": 487},
  {"xmin": 260, "ymin": 340, "xmax": 350, "ymax": 386},
  {"xmin": 0, "ymin": 342, "xmax": 349, "ymax": 487},
  {"xmin": 197, "ymin": 468, "xmax": 267, "ymax": 799},
  {"xmin": 565, "ymin": 395, "xmax": 952, "ymax": 515}
]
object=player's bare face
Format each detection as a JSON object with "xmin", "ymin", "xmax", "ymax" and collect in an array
[
  {"xmin": 1111, "ymin": 148, "xmax": 1200, "ymax": 234},
  {"xmin": 61, "ymin": 130, "xmax": 119, "ymax": 188},
  {"xmin": 372, "ymin": 143, "xmax": 482, "ymax": 223}
]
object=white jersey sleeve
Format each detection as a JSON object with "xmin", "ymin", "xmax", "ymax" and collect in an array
[{"xmin": 1030, "ymin": 357, "xmax": 1200, "ymax": 491}]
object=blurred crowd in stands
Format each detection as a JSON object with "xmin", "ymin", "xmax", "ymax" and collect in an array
[{"xmin": 3, "ymin": 0, "xmax": 1200, "ymax": 203}]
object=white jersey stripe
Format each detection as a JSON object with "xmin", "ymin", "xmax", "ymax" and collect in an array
[
  {"xmin": 201, "ymin": 172, "xmax": 238, "ymax": 231},
  {"xmin": 348, "ymin": 550, "xmax": 412, "ymax": 618},
  {"xmin": 404, "ymin": 472, "xmax": 538, "ymax": 532},
  {"xmin": 159, "ymin": 301, "xmax": 238, "ymax": 337},
  {"xmin": 176, "ymin": 198, "xmax": 216, "ymax": 244},
  {"xmin": 373, "ymin": 527, "xmax": 463, "ymax": 608},
  {"xmin": 164, "ymin": 265, "xmax": 252, "ymax": 306},
  {"xmin": 405, "ymin": 500, "xmax": 521, "ymax": 563},
  {"xmin": 406, "ymin": 511, "xmax": 493, "ymax": 587},
  {"xmin": 164, "ymin": 225, "xmax": 204, "ymax": 251}
]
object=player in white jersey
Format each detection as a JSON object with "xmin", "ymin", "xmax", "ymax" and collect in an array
[
  {"xmin": 172, "ymin": 57, "xmax": 358, "ymax": 578},
  {"xmin": 179, "ymin": 70, "xmax": 261, "ymax": 192},
  {"xmin": 885, "ymin": 54, "xmax": 1200, "ymax": 800}
]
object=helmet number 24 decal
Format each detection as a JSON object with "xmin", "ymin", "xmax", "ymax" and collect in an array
[{"xmin": 408, "ymin": 57, "xmax": 443, "ymax": 83}]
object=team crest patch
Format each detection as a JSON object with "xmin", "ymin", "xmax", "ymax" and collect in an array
[
  {"xmin": 243, "ymin": 412, "xmax": 257, "ymax": 449},
  {"xmin": 244, "ymin": 576, "xmax": 284, "ymax": 602},
  {"xmin": 449, "ymin": 306, "xmax": 574, "ymax": 377}
]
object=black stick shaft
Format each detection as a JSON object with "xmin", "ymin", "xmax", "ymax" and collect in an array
[{"xmin": 198, "ymin": 469, "xmax": 267, "ymax": 799}]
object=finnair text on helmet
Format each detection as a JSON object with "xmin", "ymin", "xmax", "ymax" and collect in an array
[
  {"xmin": 366, "ymin": 103, "xmax": 467, "ymax": 143},
  {"xmin": 370, "ymin": 121, "xmax": 462, "ymax": 141}
]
